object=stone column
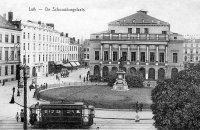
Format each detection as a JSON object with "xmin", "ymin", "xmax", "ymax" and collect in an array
[
  {"xmin": 100, "ymin": 44, "xmax": 103, "ymax": 60},
  {"xmin": 118, "ymin": 45, "xmax": 121, "ymax": 59},
  {"xmin": 127, "ymin": 45, "xmax": 130, "ymax": 64},
  {"xmin": 156, "ymin": 45, "xmax": 159, "ymax": 65},
  {"xmin": 146, "ymin": 45, "xmax": 149, "ymax": 65},
  {"xmin": 145, "ymin": 69, "xmax": 148, "ymax": 80},
  {"xmin": 137, "ymin": 45, "xmax": 140, "ymax": 65},
  {"xmin": 109, "ymin": 44, "xmax": 112, "ymax": 64},
  {"xmin": 165, "ymin": 45, "xmax": 168, "ymax": 65},
  {"xmin": 155, "ymin": 69, "xmax": 158, "ymax": 80}
]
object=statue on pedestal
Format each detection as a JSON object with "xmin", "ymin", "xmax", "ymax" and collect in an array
[
  {"xmin": 112, "ymin": 57, "xmax": 129, "ymax": 91},
  {"xmin": 119, "ymin": 57, "xmax": 124, "ymax": 71}
]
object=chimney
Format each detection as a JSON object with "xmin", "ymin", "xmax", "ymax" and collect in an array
[
  {"xmin": 137, "ymin": 10, "xmax": 148, "ymax": 14},
  {"xmin": 60, "ymin": 32, "xmax": 64, "ymax": 36},
  {"xmin": 65, "ymin": 33, "xmax": 68, "ymax": 37},
  {"xmin": 77, "ymin": 39, "xmax": 80, "ymax": 44},
  {"xmin": 3, "ymin": 13, "xmax": 6, "ymax": 19},
  {"xmin": 8, "ymin": 12, "xmax": 13, "ymax": 22}
]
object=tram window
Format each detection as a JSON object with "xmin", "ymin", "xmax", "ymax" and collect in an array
[
  {"xmin": 76, "ymin": 110, "xmax": 81, "ymax": 114},
  {"xmin": 83, "ymin": 109, "xmax": 89, "ymax": 115}
]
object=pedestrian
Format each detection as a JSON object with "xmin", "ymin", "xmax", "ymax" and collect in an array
[
  {"xmin": 2, "ymin": 80, "xmax": 5, "ymax": 86},
  {"xmin": 83, "ymin": 77, "xmax": 86, "ymax": 82},
  {"xmin": 13, "ymin": 87, "xmax": 15, "ymax": 94},
  {"xmin": 79, "ymin": 75, "xmax": 81, "ymax": 79},
  {"xmin": 135, "ymin": 112, "xmax": 140, "ymax": 122},
  {"xmin": 46, "ymin": 83, "xmax": 48, "ymax": 89},
  {"xmin": 20, "ymin": 109, "xmax": 24, "ymax": 122},
  {"xmin": 44, "ymin": 83, "xmax": 46, "ymax": 89},
  {"xmin": 16, "ymin": 112, "xmax": 19, "ymax": 122}
]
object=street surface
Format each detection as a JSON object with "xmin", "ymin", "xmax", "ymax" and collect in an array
[{"xmin": 0, "ymin": 68, "xmax": 156, "ymax": 130}]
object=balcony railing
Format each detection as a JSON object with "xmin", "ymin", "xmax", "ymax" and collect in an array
[{"xmin": 92, "ymin": 33, "xmax": 169, "ymax": 41}]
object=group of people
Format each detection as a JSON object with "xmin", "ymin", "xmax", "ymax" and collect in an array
[{"xmin": 16, "ymin": 109, "xmax": 24, "ymax": 122}]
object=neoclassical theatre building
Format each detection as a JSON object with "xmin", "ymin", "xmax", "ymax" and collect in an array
[{"xmin": 89, "ymin": 10, "xmax": 184, "ymax": 80}]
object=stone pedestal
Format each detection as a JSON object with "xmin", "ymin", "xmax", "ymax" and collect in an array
[{"xmin": 112, "ymin": 70, "xmax": 129, "ymax": 91}]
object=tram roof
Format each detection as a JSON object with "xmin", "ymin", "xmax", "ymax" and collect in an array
[{"xmin": 39, "ymin": 103, "xmax": 86, "ymax": 109}]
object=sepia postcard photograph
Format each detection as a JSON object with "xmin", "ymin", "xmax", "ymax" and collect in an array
[{"xmin": 0, "ymin": 0, "xmax": 200, "ymax": 129}]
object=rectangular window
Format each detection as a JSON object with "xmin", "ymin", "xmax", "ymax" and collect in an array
[
  {"xmin": 5, "ymin": 50, "xmax": 8, "ymax": 61},
  {"xmin": 5, "ymin": 35, "xmax": 8, "ymax": 42},
  {"xmin": 150, "ymin": 52, "xmax": 155, "ymax": 62},
  {"xmin": 23, "ymin": 32, "xmax": 25, "ymax": 39},
  {"xmin": 28, "ymin": 55, "xmax": 30, "ymax": 63},
  {"xmin": 87, "ymin": 54, "xmax": 89, "ymax": 59},
  {"xmin": 28, "ymin": 43, "xmax": 30, "ymax": 50},
  {"xmin": 122, "ymin": 52, "xmax": 127, "ymax": 61},
  {"xmin": 17, "ymin": 51, "xmax": 20, "ymax": 60},
  {"xmin": 11, "ymin": 65, "xmax": 14, "ymax": 74},
  {"xmin": 84, "ymin": 54, "xmax": 86, "ymax": 59},
  {"xmin": 128, "ymin": 28, "xmax": 132, "ymax": 34},
  {"xmin": 23, "ymin": 43, "xmax": 25, "ymax": 50},
  {"xmin": 5, "ymin": 66, "xmax": 8, "ymax": 75},
  {"xmin": 11, "ymin": 51, "xmax": 14, "ymax": 60},
  {"xmin": 46, "ymin": 54, "xmax": 48, "ymax": 61},
  {"xmin": 159, "ymin": 52, "xmax": 165, "ymax": 62},
  {"xmin": 136, "ymin": 28, "xmax": 140, "ymax": 34},
  {"xmin": 162, "ymin": 31, "xmax": 167, "ymax": 34},
  {"xmin": 173, "ymin": 53, "xmax": 178, "ymax": 63},
  {"xmin": 113, "ymin": 51, "xmax": 118, "ymax": 61},
  {"xmin": 144, "ymin": 28, "xmax": 149, "ymax": 34},
  {"xmin": 95, "ymin": 51, "xmax": 99, "ymax": 60},
  {"xmin": 11, "ymin": 35, "xmax": 14, "ymax": 43},
  {"xmin": 17, "ymin": 36, "xmax": 20, "ymax": 43},
  {"xmin": 34, "ymin": 43, "xmax": 35, "ymax": 50},
  {"xmin": 33, "ymin": 55, "xmax": 35, "ymax": 62},
  {"xmin": 104, "ymin": 51, "xmax": 109, "ymax": 61},
  {"xmin": 131, "ymin": 52, "xmax": 136, "ymax": 61},
  {"xmin": 0, "ymin": 48, "xmax": 2, "ymax": 60},
  {"xmin": 23, "ymin": 55, "xmax": 25, "ymax": 64},
  {"xmin": 0, "ymin": 34, "xmax": 2, "ymax": 42},
  {"xmin": 111, "ymin": 30, "xmax": 115, "ymax": 34},
  {"xmin": 140, "ymin": 52, "xmax": 145, "ymax": 62}
]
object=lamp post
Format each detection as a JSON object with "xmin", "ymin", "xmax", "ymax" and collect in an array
[
  {"xmin": 9, "ymin": 87, "xmax": 15, "ymax": 104},
  {"xmin": 21, "ymin": 65, "xmax": 28, "ymax": 130}
]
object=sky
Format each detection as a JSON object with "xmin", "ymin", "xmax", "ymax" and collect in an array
[{"xmin": 1, "ymin": 0, "xmax": 200, "ymax": 39}]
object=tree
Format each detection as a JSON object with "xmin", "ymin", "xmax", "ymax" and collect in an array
[
  {"xmin": 151, "ymin": 64, "xmax": 200, "ymax": 130},
  {"xmin": 107, "ymin": 71, "xmax": 144, "ymax": 88},
  {"xmin": 107, "ymin": 71, "xmax": 117, "ymax": 86},
  {"xmin": 125, "ymin": 73, "xmax": 144, "ymax": 88}
]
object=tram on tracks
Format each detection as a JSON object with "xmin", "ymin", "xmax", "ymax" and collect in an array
[{"xmin": 29, "ymin": 102, "xmax": 95, "ymax": 128}]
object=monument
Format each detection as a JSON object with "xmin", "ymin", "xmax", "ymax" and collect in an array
[{"xmin": 112, "ymin": 57, "xmax": 129, "ymax": 91}]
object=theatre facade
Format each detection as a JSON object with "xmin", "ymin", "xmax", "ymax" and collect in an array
[{"xmin": 89, "ymin": 10, "xmax": 184, "ymax": 81}]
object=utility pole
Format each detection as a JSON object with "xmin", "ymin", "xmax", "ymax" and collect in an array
[{"xmin": 23, "ymin": 66, "xmax": 28, "ymax": 130}]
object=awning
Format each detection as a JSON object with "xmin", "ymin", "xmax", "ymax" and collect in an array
[
  {"xmin": 75, "ymin": 62, "xmax": 80, "ymax": 66},
  {"xmin": 63, "ymin": 63, "xmax": 72, "ymax": 67},
  {"xmin": 55, "ymin": 61, "xmax": 63, "ymax": 65},
  {"xmin": 70, "ymin": 62, "xmax": 77, "ymax": 67}
]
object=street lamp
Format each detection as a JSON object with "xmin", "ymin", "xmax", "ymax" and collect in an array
[
  {"xmin": 9, "ymin": 65, "xmax": 29, "ymax": 130},
  {"xmin": 21, "ymin": 65, "xmax": 29, "ymax": 130},
  {"xmin": 9, "ymin": 87, "xmax": 15, "ymax": 104}
]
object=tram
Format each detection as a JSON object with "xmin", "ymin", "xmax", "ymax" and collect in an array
[{"xmin": 29, "ymin": 102, "xmax": 95, "ymax": 128}]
